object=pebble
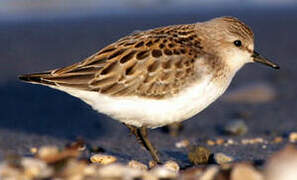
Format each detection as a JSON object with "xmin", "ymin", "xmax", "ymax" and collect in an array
[
  {"xmin": 188, "ymin": 146, "xmax": 211, "ymax": 165},
  {"xmin": 97, "ymin": 163, "xmax": 143, "ymax": 179},
  {"xmin": 38, "ymin": 147, "xmax": 79, "ymax": 164},
  {"xmin": 128, "ymin": 160, "xmax": 148, "ymax": 171},
  {"xmin": 21, "ymin": 158, "xmax": 53, "ymax": 178},
  {"xmin": 214, "ymin": 153, "xmax": 233, "ymax": 165},
  {"xmin": 163, "ymin": 160, "xmax": 180, "ymax": 173},
  {"xmin": 90, "ymin": 154, "xmax": 117, "ymax": 165},
  {"xmin": 150, "ymin": 166, "xmax": 178, "ymax": 179},
  {"xmin": 216, "ymin": 138, "xmax": 225, "ymax": 145},
  {"xmin": 241, "ymin": 138, "xmax": 264, "ymax": 145},
  {"xmin": 224, "ymin": 119, "xmax": 248, "ymax": 135},
  {"xmin": 226, "ymin": 139, "xmax": 235, "ymax": 145},
  {"xmin": 175, "ymin": 139, "xmax": 190, "ymax": 148},
  {"xmin": 273, "ymin": 136, "xmax": 283, "ymax": 143},
  {"xmin": 207, "ymin": 140, "xmax": 216, "ymax": 146},
  {"xmin": 264, "ymin": 145, "xmax": 297, "ymax": 180},
  {"xmin": 289, "ymin": 132, "xmax": 297, "ymax": 143},
  {"xmin": 37, "ymin": 146, "xmax": 59, "ymax": 160},
  {"xmin": 231, "ymin": 163, "xmax": 263, "ymax": 180},
  {"xmin": 149, "ymin": 160, "xmax": 158, "ymax": 169},
  {"xmin": 30, "ymin": 147, "xmax": 38, "ymax": 155}
]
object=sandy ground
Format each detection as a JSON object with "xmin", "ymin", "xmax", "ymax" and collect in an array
[{"xmin": 0, "ymin": 7, "xmax": 296, "ymax": 166}]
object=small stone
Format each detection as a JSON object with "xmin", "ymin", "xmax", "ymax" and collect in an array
[
  {"xmin": 224, "ymin": 119, "xmax": 248, "ymax": 136},
  {"xmin": 216, "ymin": 138, "xmax": 225, "ymax": 145},
  {"xmin": 30, "ymin": 147, "xmax": 38, "ymax": 155},
  {"xmin": 214, "ymin": 153, "xmax": 233, "ymax": 165},
  {"xmin": 98, "ymin": 163, "xmax": 143, "ymax": 179},
  {"xmin": 21, "ymin": 158, "xmax": 53, "ymax": 178},
  {"xmin": 289, "ymin": 132, "xmax": 297, "ymax": 143},
  {"xmin": 90, "ymin": 154, "xmax": 117, "ymax": 165},
  {"xmin": 37, "ymin": 146, "xmax": 59, "ymax": 159},
  {"xmin": 175, "ymin": 139, "xmax": 190, "ymax": 148},
  {"xmin": 207, "ymin": 140, "xmax": 215, "ymax": 146},
  {"xmin": 188, "ymin": 146, "xmax": 211, "ymax": 165},
  {"xmin": 241, "ymin": 138, "xmax": 264, "ymax": 145},
  {"xmin": 65, "ymin": 139, "xmax": 86, "ymax": 152},
  {"xmin": 128, "ymin": 160, "xmax": 148, "ymax": 171},
  {"xmin": 231, "ymin": 163, "xmax": 263, "ymax": 180},
  {"xmin": 37, "ymin": 146, "xmax": 79, "ymax": 164},
  {"xmin": 149, "ymin": 160, "xmax": 158, "ymax": 169},
  {"xmin": 264, "ymin": 145, "xmax": 297, "ymax": 180},
  {"xmin": 150, "ymin": 166, "xmax": 177, "ymax": 179},
  {"xmin": 227, "ymin": 139, "xmax": 235, "ymax": 145},
  {"xmin": 163, "ymin": 160, "xmax": 180, "ymax": 173},
  {"xmin": 273, "ymin": 137, "xmax": 283, "ymax": 143}
]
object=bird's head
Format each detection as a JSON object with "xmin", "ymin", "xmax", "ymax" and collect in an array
[{"xmin": 199, "ymin": 16, "xmax": 279, "ymax": 71}]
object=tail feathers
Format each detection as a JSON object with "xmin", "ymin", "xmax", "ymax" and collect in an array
[
  {"xmin": 19, "ymin": 72, "xmax": 93, "ymax": 90},
  {"xmin": 19, "ymin": 72, "xmax": 57, "ymax": 86}
]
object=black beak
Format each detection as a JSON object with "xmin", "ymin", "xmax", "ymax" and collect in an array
[{"xmin": 252, "ymin": 51, "xmax": 279, "ymax": 69}]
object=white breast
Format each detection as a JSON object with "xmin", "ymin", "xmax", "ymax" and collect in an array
[{"xmin": 55, "ymin": 74, "xmax": 232, "ymax": 128}]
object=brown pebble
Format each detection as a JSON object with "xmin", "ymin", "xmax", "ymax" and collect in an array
[
  {"xmin": 207, "ymin": 140, "xmax": 215, "ymax": 146},
  {"xmin": 214, "ymin": 153, "xmax": 233, "ymax": 165},
  {"xmin": 37, "ymin": 146, "xmax": 59, "ymax": 159},
  {"xmin": 163, "ymin": 160, "xmax": 180, "ymax": 173},
  {"xmin": 150, "ymin": 166, "xmax": 177, "ymax": 179},
  {"xmin": 289, "ymin": 132, "xmax": 297, "ymax": 143},
  {"xmin": 149, "ymin": 160, "xmax": 158, "ymax": 169},
  {"xmin": 90, "ymin": 154, "xmax": 117, "ymax": 165},
  {"xmin": 241, "ymin": 138, "xmax": 264, "ymax": 145},
  {"xmin": 37, "ymin": 146, "xmax": 79, "ymax": 164},
  {"xmin": 30, "ymin": 147, "xmax": 38, "ymax": 155},
  {"xmin": 188, "ymin": 146, "xmax": 211, "ymax": 165},
  {"xmin": 273, "ymin": 137, "xmax": 283, "ymax": 143},
  {"xmin": 128, "ymin": 160, "xmax": 148, "ymax": 171},
  {"xmin": 216, "ymin": 139, "xmax": 225, "ymax": 145}
]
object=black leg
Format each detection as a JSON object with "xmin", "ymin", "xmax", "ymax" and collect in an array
[{"xmin": 124, "ymin": 124, "xmax": 161, "ymax": 164}]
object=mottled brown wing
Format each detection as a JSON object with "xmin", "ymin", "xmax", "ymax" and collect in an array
[{"xmin": 35, "ymin": 24, "xmax": 204, "ymax": 98}]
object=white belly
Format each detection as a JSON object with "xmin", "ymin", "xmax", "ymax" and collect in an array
[{"xmin": 54, "ymin": 76, "xmax": 230, "ymax": 128}]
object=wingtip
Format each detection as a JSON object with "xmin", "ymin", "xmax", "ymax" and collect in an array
[
  {"xmin": 18, "ymin": 74, "xmax": 32, "ymax": 81},
  {"xmin": 18, "ymin": 73, "xmax": 46, "ymax": 84}
]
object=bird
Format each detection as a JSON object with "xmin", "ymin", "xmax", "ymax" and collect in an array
[{"xmin": 19, "ymin": 16, "xmax": 279, "ymax": 163}]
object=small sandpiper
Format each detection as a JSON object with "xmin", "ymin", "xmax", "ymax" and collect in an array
[{"xmin": 19, "ymin": 16, "xmax": 279, "ymax": 163}]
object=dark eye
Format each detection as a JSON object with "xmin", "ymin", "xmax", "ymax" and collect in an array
[{"xmin": 234, "ymin": 40, "xmax": 242, "ymax": 47}]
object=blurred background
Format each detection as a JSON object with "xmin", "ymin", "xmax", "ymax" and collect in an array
[{"xmin": 0, "ymin": 0, "xmax": 296, "ymax": 163}]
